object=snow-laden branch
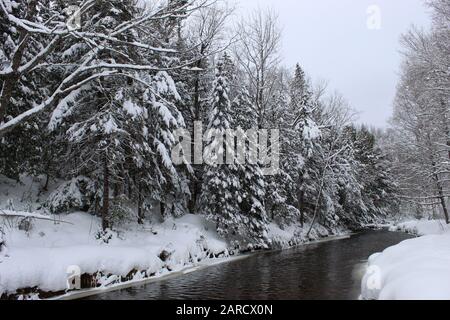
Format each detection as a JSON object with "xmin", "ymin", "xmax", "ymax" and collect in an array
[
  {"xmin": 72, "ymin": 32, "xmax": 176, "ymax": 53},
  {"xmin": 0, "ymin": 47, "xmax": 99, "ymax": 136},
  {"xmin": 0, "ymin": 0, "xmax": 220, "ymax": 135},
  {"xmin": 0, "ymin": 209, "xmax": 73, "ymax": 225},
  {"xmin": 17, "ymin": 36, "xmax": 61, "ymax": 74}
]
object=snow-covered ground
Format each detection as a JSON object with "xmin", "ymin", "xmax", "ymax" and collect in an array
[
  {"xmin": 0, "ymin": 175, "xmax": 230, "ymax": 299},
  {"xmin": 361, "ymin": 219, "xmax": 450, "ymax": 300},
  {"xmin": 389, "ymin": 219, "xmax": 450, "ymax": 236},
  {"xmin": 0, "ymin": 211, "xmax": 343, "ymax": 299},
  {"xmin": 0, "ymin": 211, "xmax": 228, "ymax": 299},
  {"xmin": 267, "ymin": 222, "xmax": 348, "ymax": 248},
  {"xmin": 0, "ymin": 174, "xmax": 346, "ymax": 299}
]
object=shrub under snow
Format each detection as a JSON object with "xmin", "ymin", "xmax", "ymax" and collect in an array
[{"xmin": 45, "ymin": 177, "xmax": 97, "ymax": 214}]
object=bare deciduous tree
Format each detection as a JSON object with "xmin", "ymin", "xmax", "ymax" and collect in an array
[{"xmin": 234, "ymin": 8, "xmax": 282, "ymax": 128}]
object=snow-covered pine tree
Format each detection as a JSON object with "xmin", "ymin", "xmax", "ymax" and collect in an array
[
  {"xmin": 200, "ymin": 57, "xmax": 241, "ymax": 243},
  {"xmin": 232, "ymin": 88, "xmax": 255, "ymax": 129},
  {"xmin": 0, "ymin": 0, "xmax": 206, "ymax": 138},
  {"xmin": 231, "ymin": 86, "xmax": 269, "ymax": 248},
  {"xmin": 143, "ymin": 71, "xmax": 190, "ymax": 220},
  {"xmin": 321, "ymin": 125, "xmax": 365, "ymax": 229},
  {"xmin": 201, "ymin": 56, "xmax": 268, "ymax": 250},
  {"xmin": 262, "ymin": 84, "xmax": 291, "ymax": 221},
  {"xmin": 47, "ymin": 0, "xmax": 188, "ymax": 229},
  {"xmin": 278, "ymin": 63, "xmax": 321, "ymax": 226},
  {"xmin": 175, "ymin": 4, "xmax": 231, "ymax": 213},
  {"xmin": 352, "ymin": 126, "xmax": 398, "ymax": 221},
  {"xmin": 0, "ymin": 0, "xmax": 62, "ymax": 181}
]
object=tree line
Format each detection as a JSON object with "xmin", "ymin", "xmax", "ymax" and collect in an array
[
  {"xmin": 0, "ymin": 0, "xmax": 398, "ymax": 248},
  {"xmin": 384, "ymin": 0, "xmax": 449, "ymax": 224}
]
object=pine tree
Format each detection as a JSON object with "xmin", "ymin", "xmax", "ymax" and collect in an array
[
  {"xmin": 200, "ymin": 58, "xmax": 241, "ymax": 244},
  {"xmin": 231, "ymin": 87, "xmax": 269, "ymax": 248},
  {"xmin": 278, "ymin": 63, "xmax": 321, "ymax": 226},
  {"xmin": 46, "ymin": 0, "xmax": 188, "ymax": 229},
  {"xmin": 0, "ymin": 0, "xmax": 61, "ymax": 181},
  {"xmin": 201, "ymin": 57, "xmax": 268, "ymax": 249},
  {"xmin": 353, "ymin": 126, "xmax": 398, "ymax": 220}
]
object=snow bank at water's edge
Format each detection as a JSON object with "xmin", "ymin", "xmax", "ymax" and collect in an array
[
  {"xmin": 0, "ymin": 212, "xmax": 228, "ymax": 299},
  {"xmin": 361, "ymin": 220, "xmax": 450, "ymax": 300}
]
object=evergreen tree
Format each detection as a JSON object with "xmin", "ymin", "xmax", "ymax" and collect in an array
[
  {"xmin": 231, "ymin": 87, "xmax": 269, "ymax": 248},
  {"xmin": 201, "ymin": 57, "xmax": 268, "ymax": 249},
  {"xmin": 278, "ymin": 63, "xmax": 321, "ymax": 226},
  {"xmin": 353, "ymin": 126, "xmax": 399, "ymax": 220},
  {"xmin": 0, "ymin": 0, "xmax": 62, "ymax": 181},
  {"xmin": 200, "ymin": 58, "xmax": 241, "ymax": 244},
  {"xmin": 47, "ymin": 0, "xmax": 188, "ymax": 229}
]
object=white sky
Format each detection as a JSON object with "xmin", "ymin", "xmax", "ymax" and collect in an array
[{"xmin": 234, "ymin": 0, "xmax": 431, "ymax": 127}]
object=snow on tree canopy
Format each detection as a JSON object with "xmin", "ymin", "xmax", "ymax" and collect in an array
[
  {"xmin": 154, "ymin": 71, "xmax": 181, "ymax": 101},
  {"xmin": 123, "ymin": 99, "xmax": 146, "ymax": 119},
  {"xmin": 48, "ymin": 87, "xmax": 85, "ymax": 131},
  {"xmin": 303, "ymin": 119, "xmax": 321, "ymax": 140}
]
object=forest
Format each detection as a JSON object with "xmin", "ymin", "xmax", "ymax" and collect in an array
[{"xmin": 0, "ymin": 0, "xmax": 448, "ymax": 278}]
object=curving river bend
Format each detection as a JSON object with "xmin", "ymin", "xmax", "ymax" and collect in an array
[{"xmin": 86, "ymin": 230, "xmax": 413, "ymax": 300}]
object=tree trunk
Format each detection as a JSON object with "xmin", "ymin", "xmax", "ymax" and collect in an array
[
  {"xmin": 188, "ymin": 54, "xmax": 205, "ymax": 214},
  {"xmin": 102, "ymin": 156, "xmax": 110, "ymax": 231},
  {"xmin": 432, "ymin": 162, "xmax": 449, "ymax": 224},
  {"xmin": 298, "ymin": 190, "xmax": 305, "ymax": 228},
  {"xmin": 436, "ymin": 175, "xmax": 450, "ymax": 224},
  {"xmin": 43, "ymin": 173, "xmax": 50, "ymax": 192},
  {"xmin": 438, "ymin": 193, "xmax": 449, "ymax": 225},
  {"xmin": 128, "ymin": 175, "xmax": 133, "ymax": 199},
  {"xmin": 160, "ymin": 201, "xmax": 166, "ymax": 218},
  {"xmin": 439, "ymin": 99, "xmax": 450, "ymax": 161},
  {"xmin": 113, "ymin": 183, "xmax": 119, "ymax": 198},
  {"xmin": 0, "ymin": 75, "xmax": 19, "ymax": 123},
  {"xmin": 0, "ymin": 1, "xmax": 38, "ymax": 123},
  {"xmin": 137, "ymin": 182, "xmax": 144, "ymax": 225},
  {"xmin": 297, "ymin": 174, "xmax": 305, "ymax": 227}
]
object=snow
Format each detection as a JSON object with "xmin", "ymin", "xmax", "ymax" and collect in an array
[
  {"xmin": 154, "ymin": 71, "xmax": 181, "ymax": 101},
  {"xmin": 61, "ymin": 43, "xmax": 86, "ymax": 60},
  {"xmin": 44, "ymin": 176, "xmax": 94, "ymax": 214},
  {"xmin": 103, "ymin": 116, "xmax": 120, "ymax": 135},
  {"xmin": 48, "ymin": 87, "xmax": 84, "ymax": 131},
  {"xmin": 0, "ymin": 175, "xmax": 352, "ymax": 299},
  {"xmin": 361, "ymin": 220, "xmax": 450, "ymax": 300},
  {"xmin": 153, "ymin": 101, "xmax": 178, "ymax": 127},
  {"xmin": 0, "ymin": 211, "xmax": 228, "ymax": 298},
  {"xmin": 122, "ymin": 99, "xmax": 145, "ymax": 119},
  {"xmin": 389, "ymin": 219, "xmax": 450, "ymax": 236},
  {"xmin": 267, "ymin": 221, "xmax": 348, "ymax": 249},
  {"xmin": 302, "ymin": 120, "xmax": 321, "ymax": 140},
  {"xmin": 0, "ymin": 175, "xmax": 59, "ymax": 213},
  {"xmin": 0, "ymin": 210, "xmax": 57, "ymax": 221}
]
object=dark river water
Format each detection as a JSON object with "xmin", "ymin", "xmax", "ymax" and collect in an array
[{"xmin": 86, "ymin": 230, "xmax": 413, "ymax": 300}]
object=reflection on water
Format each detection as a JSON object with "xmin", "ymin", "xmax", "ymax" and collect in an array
[{"xmin": 87, "ymin": 230, "xmax": 413, "ymax": 300}]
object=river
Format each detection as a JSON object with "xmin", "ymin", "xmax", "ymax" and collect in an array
[{"xmin": 86, "ymin": 230, "xmax": 413, "ymax": 300}]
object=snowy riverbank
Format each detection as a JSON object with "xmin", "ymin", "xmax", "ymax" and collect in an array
[
  {"xmin": 361, "ymin": 219, "xmax": 450, "ymax": 300},
  {"xmin": 0, "ymin": 175, "xmax": 349, "ymax": 299},
  {"xmin": 0, "ymin": 211, "xmax": 229, "ymax": 299},
  {"xmin": 0, "ymin": 209, "xmax": 348, "ymax": 300}
]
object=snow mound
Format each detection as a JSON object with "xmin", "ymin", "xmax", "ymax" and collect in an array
[
  {"xmin": 389, "ymin": 220, "xmax": 449, "ymax": 236},
  {"xmin": 362, "ymin": 220, "xmax": 450, "ymax": 300}
]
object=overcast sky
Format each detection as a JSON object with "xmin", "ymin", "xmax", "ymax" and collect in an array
[{"xmin": 235, "ymin": 0, "xmax": 431, "ymax": 127}]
